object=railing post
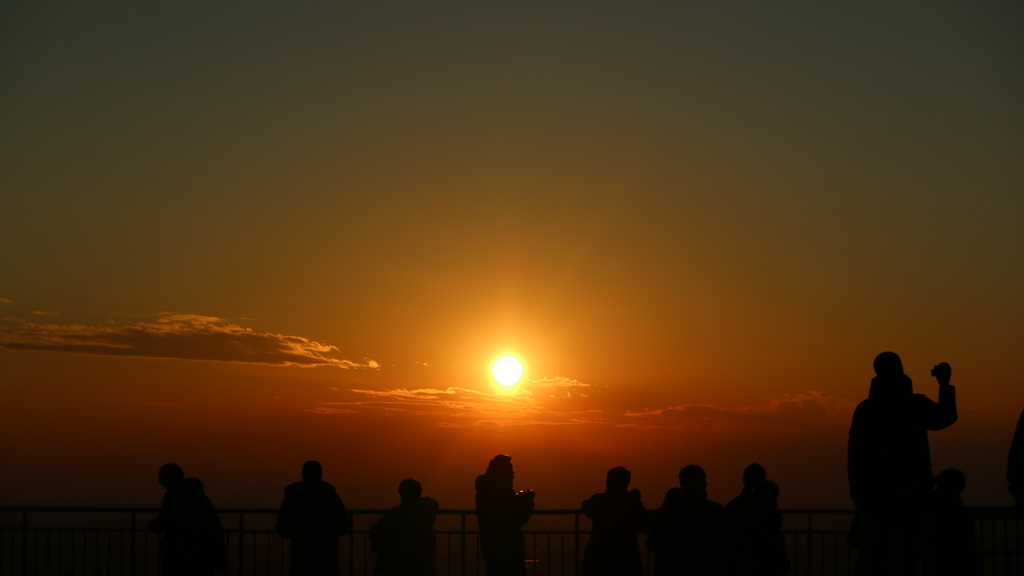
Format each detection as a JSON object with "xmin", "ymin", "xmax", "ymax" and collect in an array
[
  {"xmin": 238, "ymin": 511, "xmax": 245, "ymax": 576},
  {"xmin": 348, "ymin": 513, "xmax": 355, "ymax": 576},
  {"xmin": 574, "ymin": 512, "xmax": 580, "ymax": 576},
  {"xmin": 21, "ymin": 510, "xmax": 28, "ymax": 576},
  {"xmin": 460, "ymin": 512, "xmax": 467, "ymax": 576},
  {"xmin": 130, "ymin": 510, "xmax": 137, "ymax": 576},
  {"xmin": 805, "ymin": 511, "xmax": 813, "ymax": 576}
]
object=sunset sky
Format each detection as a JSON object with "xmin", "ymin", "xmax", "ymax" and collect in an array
[{"xmin": 1, "ymin": 3, "xmax": 1022, "ymax": 511}]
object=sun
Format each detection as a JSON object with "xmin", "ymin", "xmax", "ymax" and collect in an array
[{"xmin": 492, "ymin": 355, "xmax": 524, "ymax": 387}]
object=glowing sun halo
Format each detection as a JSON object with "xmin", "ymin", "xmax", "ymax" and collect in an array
[{"xmin": 492, "ymin": 356, "xmax": 524, "ymax": 387}]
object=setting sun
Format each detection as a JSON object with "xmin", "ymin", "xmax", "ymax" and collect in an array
[{"xmin": 492, "ymin": 355, "xmax": 524, "ymax": 387}]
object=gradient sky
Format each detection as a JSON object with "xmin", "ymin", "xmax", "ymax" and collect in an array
[{"xmin": 1, "ymin": 3, "xmax": 1022, "ymax": 510}]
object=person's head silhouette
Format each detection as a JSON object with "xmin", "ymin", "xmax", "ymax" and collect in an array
[
  {"xmin": 486, "ymin": 454, "xmax": 514, "ymax": 478},
  {"xmin": 679, "ymin": 465, "xmax": 707, "ymax": 496},
  {"xmin": 870, "ymin": 351, "xmax": 913, "ymax": 398},
  {"xmin": 483, "ymin": 454, "xmax": 515, "ymax": 491},
  {"xmin": 742, "ymin": 463, "xmax": 767, "ymax": 489},
  {"xmin": 158, "ymin": 463, "xmax": 185, "ymax": 490},
  {"xmin": 756, "ymin": 480, "xmax": 780, "ymax": 505},
  {"xmin": 182, "ymin": 477, "xmax": 206, "ymax": 500},
  {"xmin": 301, "ymin": 460, "xmax": 323, "ymax": 482},
  {"xmin": 606, "ymin": 467, "xmax": 631, "ymax": 492},
  {"xmin": 398, "ymin": 478, "xmax": 423, "ymax": 504},
  {"xmin": 873, "ymin": 352, "xmax": 905, "ymax": 377}
]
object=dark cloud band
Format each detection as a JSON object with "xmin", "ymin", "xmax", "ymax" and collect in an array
[{"xmin": 0, "ymin": 314, "xmax": 377, "ymax": 368}]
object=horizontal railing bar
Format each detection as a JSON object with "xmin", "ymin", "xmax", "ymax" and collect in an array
[
  {"xmin": 2, "ymin": 506, "xmax": 1009, "ymax": 515},
  {"xmin": 0, "ymin": 506, "xmax": 859, "ymax": 514}
]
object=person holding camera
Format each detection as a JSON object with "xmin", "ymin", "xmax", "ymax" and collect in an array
[
  {"xmin": 847, "ymin": 352, "xmax": 957, "ymax": 576},
  {"xmin": 475, "ymin": 454, "xmax": 535, "ymax": 576}
]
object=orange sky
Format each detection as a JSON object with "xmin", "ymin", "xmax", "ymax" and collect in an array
[{"xmin": 1, "ymin": 2, "xmax": 1022, "ymax": 510}]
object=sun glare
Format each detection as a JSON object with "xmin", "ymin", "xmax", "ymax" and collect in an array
[{"xmin": 492, "ymin": 355, "xmax": 524, "ymax": 387}]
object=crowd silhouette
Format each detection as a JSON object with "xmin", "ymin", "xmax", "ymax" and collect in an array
[{"xmin": 144, "ymin": 352, "xmax": 1008, "ymax": 576}]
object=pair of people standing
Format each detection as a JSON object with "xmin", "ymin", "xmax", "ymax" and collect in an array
[
  {"xmin": 277, "ymin": 461, "xmax": 439, "ymax": 576},
  {"xmin": 643, "ymin": 464, "xmax": 787, "ymax": 576},
  {"xmin": 146, "ymin": 463, "xmax": 226, "ymax": 576}
]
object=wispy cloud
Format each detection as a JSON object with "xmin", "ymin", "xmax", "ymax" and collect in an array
[
  {"xmin": 625, "ymin": 391, "xmax": 854, "ymax": 430},
  {"xmin": 31, "ymin": 311, "xmax": 58, "ymax": 316},
  {"xmin": 0, "ymin": 298, "xmax": 12, "ymax": 305},
  {"xmin": 314, "ymin": 382, "xmax": 854, "ymax": 434},
  {"xmin": 0, "ymin": 313, "xmax": 378, "ymax": 368},
  {"xmin": 528, "ymin": 376, "xmax": 589, "ymax": 388},
  {"xmin": 313, "ymin": 377, "xmax": 604, "ymax": 428}
]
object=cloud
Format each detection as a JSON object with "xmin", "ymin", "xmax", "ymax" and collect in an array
[
  {"xmin": 625, "ymin": 391, "xmax": 854, "ymax": 430},
  {"xmin": 313, "ymin": 379, "xmax": 608, "ymax": 428},
  {"xmin": 31, "ymin": 311, "xmax": 58, "ymax": 316},
  {"xmin": 0, "ymin": 298, "xmax": 12, "ymax": 305},
  {"xmin": 330, "ymin": 386, "xmax": 539, "ymax": 416},
  {"xmin": 307, "ymin": 407, "xmax": 359, "ymax": 415},
  {"xmin": 0, "ymin": 313, "xmax": 378, "ymax": 368},
  {"xmin": 311, "ymin": 376, "xmax": 850, "ymax": 436},
  {"xmin": 527, "ymin": 376, "xmax": 589, "ymax": 388}
]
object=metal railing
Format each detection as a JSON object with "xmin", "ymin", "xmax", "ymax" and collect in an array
[{"xmin": 0, "ymin": 507, "xmax": 1020, "ymax": 576}]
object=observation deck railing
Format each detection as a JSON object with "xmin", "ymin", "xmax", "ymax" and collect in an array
[{"xmin": 0, "ymin": 507, "xmax": 1020, "ymax": 575}]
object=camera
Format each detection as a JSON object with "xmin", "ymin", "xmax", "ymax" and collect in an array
[{"xmin": 931, "ymin": 362, "xmax": 951, "ymax": 379}]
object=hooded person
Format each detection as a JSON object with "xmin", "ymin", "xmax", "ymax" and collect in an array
[
  {"xmin": 276, "ymin": 461, "xmax": 351, "ymax": 576},
  {"xmin": 847, "ymin": 352, "xmax": 958, "ymax": 575}
]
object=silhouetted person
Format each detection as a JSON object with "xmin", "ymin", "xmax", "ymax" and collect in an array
[
  {"xmin": 179, "ymin": 477, "xmax": 227, "ymax": 575},
  {"xmin": 647, "ymin": 479, "xmax": 684, "ymax": 576},
  {"xmin": 475, "ymin": 454, "xmax": 534, "ymax": 576},
  {"xmin": 646, "ymin": 465, "xmax": 724, "ymax": 576},
  {"xmin": 276, "ymin": 461, "xmax": 351, "ymax": 576},
  {"xmin": 1007, "ymin": 408, "xmax": 1024, "ymax": 517},
  {"xmin": 580, "ymin": 466, "xmax": 647, "ymax": 576},
  {"xmin": 148, "ymin": 463, "xmax": 188, "ymax": 575},
  {"xmin": 148, "ymin": 464, "xmax": 185, "ymax": 531},
  {"xmin": 146, "ymin": 465, "xmax": 226, "ymax": 576},
  {"xmin": 724, "ymin": 463, "xmax": 767, "ymax": 516},
  {"xmin": 371, "ymin": 478, "xmax": 439, "ymax": 576},
  {"xmin": 723, "ymin": 465, "xmax": 788, "ymax": 576},
  {"xmin": 923, "ymin": 469, "xmax": 978, "ymax": 576},
  {"xmin": 848, "ymin": 352, "xmax": 957, "ymax": 576}
]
